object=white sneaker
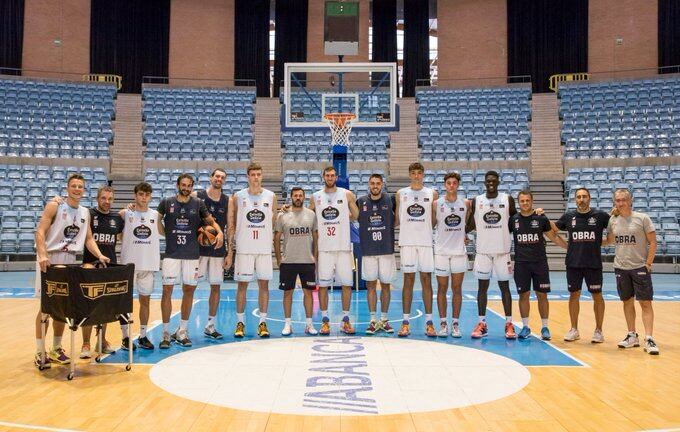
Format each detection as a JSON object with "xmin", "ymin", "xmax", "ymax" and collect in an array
[
  {"xmin": 644, "ymin": 338, "xmax": 659, "ymax": 355},
  {"xmin": 564, "ymin": 328, "xmax": 580, "ymax": 342},
  {"xmin": 282, "ymin": 323, "xmax": 293, "ymax": 336},
  {"xmin": 305, "ymin": 324, "xmax": 318, "ymax": 335},
  {"xmin": 451, "ymin": 322, "xmax": 462, "ymax": 338},
  {"xmin": 437, "ymin": 322, "xmax": 448, "ymax": 338},
  {"xmin": 79, "ymin": 344, "xmax": 92, "ymax": 359},
  {"xmin": 591, "ymin": 329, "xmax": 604, "ymax": 344},
  {"xmin": 617, "ymin": 332, "xmax": 640, "ymax": 349}
]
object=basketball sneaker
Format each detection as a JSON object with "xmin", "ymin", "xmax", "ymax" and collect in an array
[
  {"xmin": 540, "ymin": 327, "xmax": 551, "ymax": 340},
  {"xmin": 137, "ymin": 336, "xmax": 154, "ymax": 350},
  {"xmin": 204, "ymin": 324, "xmax": 223, "ymax": 340},
  {"xmin": 397, "ymin": 320, "xmax": 410, "ymax": 337},
  {"xmin": 644, "ymin": 337, "xmax": 659, "ymax": 355},
  {"xmin": 365, "ymin": 321, "xmax": 377, "ymax": 335},
  {"xmin": 320, "ymin": 317, "xmax": 331, "ymax": 335},
  {"xmin": 451, "ymin": 322, "xmax": 462, "ymax": 338},
  {"xmin": 617, "ymin": 332, "xmax": 640, "ymax": 349},
  {"xmin": 425, "ymin": 321, "xmax": 437, "ymax": 337},
  {"xmin": 341, "ymin": 317, "xmax": 355, "ymax": 335},
  {"xmin": 49, "ymin": 347, "xmax": 70, "ymax": 365},
  {"xmin": 34, "ymin": 353, "xmax": 51, "ymax": 369},
  {"xmin": 173, "ymin": 330, "xmax": 192, "ymax": 347},
  {"xmin": 518, "ymin": 326, "xmax": 531, "ymax": 339},
  {"xmin": 234, "ymin": 321, "xmax": 245, "ymax": 338},
  {"xmin": 79, "ymin": 343, "xmax": 92, "ymax": 359},
  {"xmin": 381, "ymin": 320, "xmax": 394, "ymax": 333},
  {"xmin": 505, "ymin": 322, "xmax": 517, "ymax": 339},
  {"xmin": 305, "ymin": 324, "xmax": 318, "ymax": 335},
  {"xmin": 563, "ymin": 328, "xmax": 580, "ymax": 342},
  {"xmin": 258, "ymin": 322, "xmax": 270, "ymax": 338},
  {"xmin": 121, "ymin": 337, "xmax": 137, "ymax": 351},
  {"xmin": 437, "ymin": 322, "xmax": 448, "ymax": 338},
  {"xmin": 281, "ymin": 323, "xmax": 292, "ymax": 336},
  {"xmin": 159, "ymin": 332, "xmax": 171, "ymax": 349},
  {"xmin": 591, "ymin": 329, "xmax": 604, "ymax": 344},
  {"xmin": 100, "ymin": 342, "xmax": 115, "ymax": 354},
  {"xmin": 471, "ymin": 321, "xmax": 488, "ymax": 339}
]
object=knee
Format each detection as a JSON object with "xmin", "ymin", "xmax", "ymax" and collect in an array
[{"xmin": 639, "ymin": 300, "xmax": 652, "ymax": 310}]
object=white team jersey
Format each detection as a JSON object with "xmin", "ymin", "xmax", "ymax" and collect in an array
[
  {"xmin": 120, "ymin": 209, "xmax": 161, "ymax": 271},
  {"xmin": 474, "ymin": 192, "xmax": 511, "ymax": 254},
  {"xmin": 398, "ymin": 186, "xmax": 434, "ymax": 247},
  {"xmin": 44, "ymin": 203, "xmax": 89, "ymax": 253},
  {"xmin": 235, "ymin": 188, "xmax": 274, "ymax": 254},
  {"xmin": 313, "ymin": 187, "xmax": 351, "ymax": 252},
  {"xmin": 435, "ymin": 196, "xmax": 467, "ymax": 255}
]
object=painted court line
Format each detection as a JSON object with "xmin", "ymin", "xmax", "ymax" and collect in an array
[
  {"xmin": 250, "ymin": 306, "xmax": 423, "ymax": 325},
  {"xmin": 0, "ymin": 421, "xmax": 83, "ymax": 432}
]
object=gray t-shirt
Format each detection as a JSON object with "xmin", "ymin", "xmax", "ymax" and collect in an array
[
  {"xmin": 274, "ymin": 208, "xmax": 317, "ymax": 264},
  {"xmin": 608, "ymin": 211, "xmax": 655, "ymax": 270}
]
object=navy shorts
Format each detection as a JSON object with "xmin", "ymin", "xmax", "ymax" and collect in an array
[
  {"xmin": 513, "ymin": 260, "xmax": 551, "ymax": 294},
  {"xmin": 615, "ymin": 267, "xmax": 653, "ymax": 301},
  {"xmin": 279, "ymin": 263, "xmax": 316, "ymax": 291},
  {"xmin": 566, "ymin": 267, "xmax": 603, "ymax": 293}
]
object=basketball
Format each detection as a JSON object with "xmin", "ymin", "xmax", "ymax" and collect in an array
[
  {"xmin": 197, "ymin": 226, "xmax": 218, "ymax": 246},
  {"xmin": 81, "ymin": 263, "xmax": 96, "ymax": 269}
]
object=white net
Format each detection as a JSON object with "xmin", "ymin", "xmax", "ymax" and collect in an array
[{"xmin": 324, "ymin": 113, "xmax": 356, "ymax": 146}]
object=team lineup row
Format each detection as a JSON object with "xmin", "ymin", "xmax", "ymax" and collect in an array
[{"xmin": 32, "ymin": 161, "xmax": 660, "ymax": 370}]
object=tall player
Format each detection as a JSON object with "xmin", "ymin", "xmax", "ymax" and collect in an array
[
  {"xmin": 467, "ymin": 170, "xmax": 517, "ymax": 339},
  {"xmin": 120, "ymin": 182, "xmax": 161, "ymax": 350},
  {"xmin": 34, "ymin": 173, "xmax": 110, "ymax": 369},
  {"xmin": 510, "ymin": 190, "xmax": 567, "ymax": 340},
  {"xmin": 555, "ymin": 187, "xmax": 609, "ymax": 343},
  {"xmin": 226, "ymin": 163, "xmax": 278, "ymax": 338},
  {"xmin": 193, "ymin": 168, "xmax": 229, "ymax": 339},
  {"xmin": 310, "ymin": 166, "xmax": 359, "ymax": 335},
  {"xmin": 434, "ymin": 172, "xmax": 471, "ymax": 338},
  {"xmin": 396, "ymin": 162, "xmax": 438, "ymax": 337},
  {"xmin": 157, "ymin": 174, "xmax": 223, "ymax": 348},
  {"xmin": 357, "ymin": 173, "xmax": 396, "ymax": 334}
]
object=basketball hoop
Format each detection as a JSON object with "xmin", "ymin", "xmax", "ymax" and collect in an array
[{"xmin": 324, "ymin": 113, "xmax": 356, "ymax": 146}]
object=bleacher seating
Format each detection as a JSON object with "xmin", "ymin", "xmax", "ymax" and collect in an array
[
  {"xmin": 0, "ymin": 78, "xmax": 116, "ymax": 159},
  {"xmin": 281, "ymin": 129, "xmax": 389, "ymax": 162},
  {"xmin": 416, "ymin": 86, "xmax": 532, "ymax": 161},
  {"xmin": 0, "ymin": 164, "xmax": 108, "ymax": 254},
  {"xmin": 560, "ymin": 77, "xmax": 680, "ymax": 159},
  {"xmin": 142, "ymin": 87, "xmax": 255, "ymax": 161},
  {"xmin": 565, "ymin": 165, "xmax": 680, "ymax": 255}
]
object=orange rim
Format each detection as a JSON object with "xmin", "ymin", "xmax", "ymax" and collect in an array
[{"xmin": 324, "ymin": 113, "xmax": 356, "ymax": 128}]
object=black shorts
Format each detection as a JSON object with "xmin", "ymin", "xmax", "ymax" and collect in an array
[
  {"xmin": 513, "ymin": 260, "xmax": 551, "ymax": 294},
  {"xmin": 615, "ymin": 267, "xmax": 653, "ymax": 301},
  {"xmin": 566, "ymin": 267, "xmax": 603, "ymax": 293},
  {"xmin": 279, "ymin": 263, "xmax": 316, "ymax": 291}
]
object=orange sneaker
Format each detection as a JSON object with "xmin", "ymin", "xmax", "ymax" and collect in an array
[
  {"xmin": 319, "ymin": 317, "xmax": 331, "ymax": 335},
  {"xmin": 471, "ymin": 321, "xmax": 488, "ymax": 338},
  {"xmin": 505, "ymin": 322, "xmax": 517, "ymax": 339},
  {"xmin": 425, "ymin": 321, "xmax": 437, "ymax": 337},
  {"xmin": 398, "ymin": 320, "xmax": 410, "ymax": 337},
  {"xmin": 341, "ymin": 317, "xmax": 355, "ymax": 335}
]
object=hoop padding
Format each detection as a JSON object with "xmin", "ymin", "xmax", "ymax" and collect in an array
[{"xmin": 324, "ymin": 113, "xmax": 357, "ymax": 146}]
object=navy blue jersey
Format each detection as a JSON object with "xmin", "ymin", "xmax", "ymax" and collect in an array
[
  {"xmin": 158, "ymin": 196, "xmax": 210, "ymax": 260},
  {"xmin": 357, "ymin": 193, "xmax": 395, "ymax": 256},
  {"xmin": 555, "ymin": 209, "xmax": 610, "ymax": 269},
  {"xmin": 197, "ymin": 189, "xmax": 228, "ymax": 257},
  {"xmin": 509, "ymin": 213, "xmax": 551, "ymax": 263},
  {"xmin": 83, "ymin": 208, "xmax": 124, "ymax": 264}
]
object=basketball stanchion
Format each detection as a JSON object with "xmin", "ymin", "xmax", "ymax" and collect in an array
[{"xmin": 39, "ymin": 263, "xmax": 135, "ymax": 380}]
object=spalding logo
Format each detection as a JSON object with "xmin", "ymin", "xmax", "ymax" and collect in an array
[
  {"xmin": 134, "ymin": 225, "xmax": 152, "ymax": 239},
  {"xmin": 63, "ymin": 225, "xmax": 80, "ymax": 239},
  {"xmin": 445, "ymin": 214, "xmax": 461, "ymax": 227},
  {"xmin": 247, "ymin": 209, "xmax": 265, "ymax": 223},
  {"xmin": 483, "ymin": 211, "xmax": 501, "ymax": 224},
  {"xmin": 407, "ymin": 204, "xmax": 425, "ymax": 217},
  {"xmin": 322, "ymin": 207, "xmax": 340, "ymax": 220}
]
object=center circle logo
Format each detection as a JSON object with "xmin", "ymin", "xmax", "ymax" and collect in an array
[
  {"xmin": 369, "ymin": 213, "xmax": 384, "ymax": 226},
  {"xmin": 322, "ymin": 207, "xmax": 340, "ymax": 220},
  {"xmin": 63, "ymin": 225, "xmax": 80, "ymax": 239},
  {"xmin": 483, "ymin": 210, "xmax": 501, "ymax": 224},
  {"xmin": 246, "ymin": 209, "xmax": 265, "ymax": 223},
  {"xmin": 407, "ymin": 204, "xmax": 425, "ymax": 217},
  {"xmin": 133, "ymin": 225, "xmax": 151, "ymax": 239},
  {"xmin": 150, "ymin": 338, "xmax": 530, "ymax": 416},
  {"xmin": 445, "ymin": 214, "xmax": 461, "ymax": 227}
]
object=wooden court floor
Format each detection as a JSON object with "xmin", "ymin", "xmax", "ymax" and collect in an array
[{"xmin": 1, "ymin": 297, "xmax": 678, "ymax": 432}]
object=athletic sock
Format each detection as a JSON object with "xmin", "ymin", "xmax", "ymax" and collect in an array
[
  {"xmin": 306, "ymin": 318, "xmax": 313, "ymax": 326},
  {"xmin": 370, "ymin": 312, "xmax": 376, "ymax": 322},
  {"xmin": 440, "ymin": 317, "xmax": 447, "ymax": 324},
  {"xmin": 321, "ymin": 310, "xmax": 329, "ymax": 318},
  {"xmin": 646, "ymin": 335, "xmax": 653, "ymax": 341},
  {"xmin": 120, "ymin": 324, "xmax": 129, "ymax": 338},
  {"xmin": 403, "ymin": 313, "xmax": 410, "ymax": 322},
  {"xmin": 236, "ymin": 313, "xmax": 245, "ymax": 323},
  {"xmin": 207, "ymin": 316, "xmax": 215, "ymax": 326},
  {"xmin": 179, "ymin": 319, "xmax": 188, "ymax": 332},
  {"xmin": 36, "ymin": 339, "xmax": 45, "ymax": 353},
  {"xmin": 541, "ymin": 318, "xmax": 549, "ymax": 328},
  {"xmin": 260, "ymin": 312, "xmax": 267, "ymax": 324},
  {"xmin": 53, "ymin": 336, "xmax": 62, "ymax": 349},
  {"xmin": 505, "ymin": 316, "xmax": 512, "ymax": 323},
  {"xmin": 452, "ymin": 318, "xmax": 459, "ymax": 325},
  {"xmin": 522, "ymin": 317, "xmax": 529, "ymax": 327},
  {"xmin": 380, "ymin": 312, "xmax": 388, "ymax": 321},
  {"xmin": 162, "ymin": 322, "xmax": 169, "ymax": 334},
  {"xmin": 140, "ymin": 325, "xmax": 147, "ymax": 338},
  {"xmin": 478, "ymin": 316, "xmax": 486, "ymax": 323},
  {"xmin": 342, "ymin": 310, "xmax": 349, "ymax": 320},
  {"xmin": 285, "ymin": 318, "xmax": 291, "ymax": 326},
  {"xmin": 425, "ymin": 314, "xmax": 433, "ymax": 323}
]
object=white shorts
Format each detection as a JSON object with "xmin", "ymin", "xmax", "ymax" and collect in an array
[
  {"xmin": 434, "ymin": 254, "xmax": 469, "ymax": 277},
  {"xmin": 362, "ymin": 254, "xmax": 396, "ymax": 284},
  {"xmin": 318, "ymin": 250, "xmax": 354, "ymax": 287},
  {"xmin": 400, "ymin": 245, "xmax": 434, "ymax": 273},
  {"xmin": 234, "ymin": 253, "xmax": 273, "ymax": 282},
  {"xmin": 162, "ymin": 258, "xmax": 199, "ymax": 286},
  {"xmin": 199, "ymin": 256, "xmax": 224, "ymax": 284},
  {"xmin": 473, "ymin": 253, "xmax": 513, "ymax": 281},
  {"xmin": 135, "ymin": 271, "xmax": 156, "ymax": 296},
  {"xmin": 34, "ymin": 251, "xmax": 77, "ymax": 297}
]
